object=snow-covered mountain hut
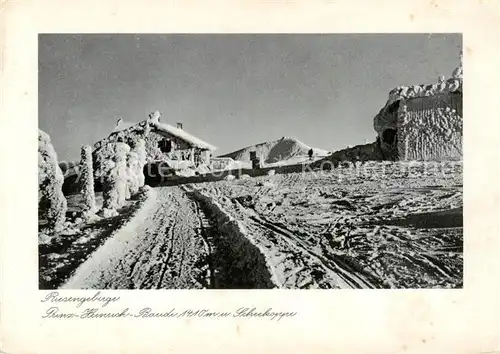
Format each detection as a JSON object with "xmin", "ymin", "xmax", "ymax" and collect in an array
[
  {"xmin": 373, "ymin": 53, "xmax": 463, "ymax": 161},
  {"xmin": 93, "ymin": 111, "xmax": 217, "ymax": 171}
]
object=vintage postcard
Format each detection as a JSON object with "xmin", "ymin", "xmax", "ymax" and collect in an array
[{"xmin": 1, "ymin": 1, "xmax": 500, "ymax": 353}]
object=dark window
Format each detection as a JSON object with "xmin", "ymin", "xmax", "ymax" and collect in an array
[
  {"xmin": 158, "ymin": 139, "xmax": 172, "ymax": 153},
  {"xmin": 382, "ymin": 129, "xmax": 397, "ymax": 145},
  {"xmin": 386, "ymin": 100, "xmax": 400, "ymax": 115}
]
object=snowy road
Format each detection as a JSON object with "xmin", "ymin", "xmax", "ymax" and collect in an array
[
  {"xmin": 63, "ymin": 186, "xmax": 275, "ymax": 289},
  {"xmin": 63, "ymin": 187, "xmax": 214, "ymax": 289}
]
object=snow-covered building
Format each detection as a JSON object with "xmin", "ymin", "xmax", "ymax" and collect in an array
[
  {"xmin": 93, "ymin": 111, "xmax": 217, "ymax": 171},
  {"xmin": 373, "ymin": 53, "xmax": 463, "ymax": 161}
]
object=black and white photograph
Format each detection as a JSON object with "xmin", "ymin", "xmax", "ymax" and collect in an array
[{"xmin": 38, "ymin": 33, "xmax": 463, "ymax": 290}]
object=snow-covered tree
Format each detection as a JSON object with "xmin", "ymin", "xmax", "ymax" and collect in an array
[
  {"xmin": 114, "ymin": 142, "xmax": 131, "ymax": 206},
  {"xmin": 79, "ymin": 145, "xmax": 97, "ymax": 215},
  {"xmin": 126, "ymin": 137, "xmax": 147, "ymax": 195},
  {"xmin": 38, "ymin": 130, "xmax": 67, "ymax": 232},
  {"xmin": 94, "ymin": 141, "xmax": 114, "ymax": 185},
  {"xmin": 95, "ymin": 142, "xmax": 116, "ymax": 216},
  {"xmin": 136, "ymin": 138, "xmax": 147, "ymax": 187},
  {"xmin": 126, "ymin": 152, "xmax": 139, "ymax": 197},
  {"xmin": 101, "ymin": 141, "xmax": 130, "ymax": 216}
]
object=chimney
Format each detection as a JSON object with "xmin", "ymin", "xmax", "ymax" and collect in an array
[
  {"xmin": 148, "ymin": 111, "xmax": 161, "ymax": 123},
  {"xmin": 177, "ymin": 122, "xmax": 183, "ymax": 130}
]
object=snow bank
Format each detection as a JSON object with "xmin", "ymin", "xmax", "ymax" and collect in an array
[
  {"xmin": 190, "ymin": 190, "xmax": 278, "ymax": 288},
  {"xmin": 38, "ymin": 130, "xmax": 67, "ymax": 232}
]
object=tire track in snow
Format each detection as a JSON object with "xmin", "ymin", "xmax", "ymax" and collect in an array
[
  {"xmin": 226, "ymin": 193, "xmax": 382, "ymax": 289},
  {"xmin": 152, "ymin": 214, "xmax": 177, "ymax": 289},
  {"xmin": 249, "ymin": 210, "xmax": 381, "ymax": 289},
  {"xmin": 189, "ymin": 194, "xmax": 215, "ymax": 288}
]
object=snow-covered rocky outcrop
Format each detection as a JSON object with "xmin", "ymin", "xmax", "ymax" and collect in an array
[
  {"xmin": 38, "ymin": 130, "xmax": 67, "ymax": 232},
  {"xmin": 311, "ymin": 141, "xmax": 385, "ymax": 169}
]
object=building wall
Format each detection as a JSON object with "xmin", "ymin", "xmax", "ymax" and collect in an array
[
  {"xmin": 397, "ymin": 92, "xmax": 463, "ymax": 161},
  {"xmin": 373, "ymin": 70, "xmax": 463, "ymax": 162},
  {"xmin": 145, "ymin": 130, "xmax": 195, "ymax": 162},
  {"xmin": 200, "ymin": 150, "xmax": 211, "ymax": 165},
  {"xmin": 211, "ymin": 157, "xmax": 235, "ymax": 171}
]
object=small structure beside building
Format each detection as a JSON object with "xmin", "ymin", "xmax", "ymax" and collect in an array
[
  {"xmin": 250, "ymin": 151, "xmax": 262, "ymax": 169},
  {"xmin": 210, "ymin": 157, "xmax": 240, "ymax": 171},
  {"xmin": 373, "ymin": 52, "xmax": 463, "ymax": 161}
]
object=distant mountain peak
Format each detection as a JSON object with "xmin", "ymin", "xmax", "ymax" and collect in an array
[{"xmin": 220, "ymin": 137, "xmax": 329, "ymax": 164}]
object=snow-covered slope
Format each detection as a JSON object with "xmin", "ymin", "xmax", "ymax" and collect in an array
[{"xmin": 220, "ymin": 137, "xmax": 329, "ymax": 164}]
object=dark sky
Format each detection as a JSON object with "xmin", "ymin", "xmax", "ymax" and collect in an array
[{"xmin": 39, "ymin": 34, "xmax": 461, "ymax": 162}]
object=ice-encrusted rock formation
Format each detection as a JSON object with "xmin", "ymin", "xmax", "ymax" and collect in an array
[
  {"xmin": 38, "ymin": 130, "xmax": 67, "ymax": 232},
  {"xmin": 373, "ymin": 52, "xmax": 463, "ymax": 161},
  {"xmin": 79, "ymin": 145, "xmax": 97, "ymax": 215}
]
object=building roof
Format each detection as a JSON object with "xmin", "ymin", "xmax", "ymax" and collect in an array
[
  {"xmin": 152, "ymin": 122, "xmax": 217, "ymax": 151},
  {"xmin": 111, "ymin": 119, "xmax": 217, "ymax": 151},
  {"xmin": 113, "ymin": 121, "xmax": 137, "ymax": 133}
]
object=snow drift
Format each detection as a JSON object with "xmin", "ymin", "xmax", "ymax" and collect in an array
[
  {"xmin": 188, "ymin": 189, "xmax": 277, "ymax": 288},
  {"xmin": 220, "ymin": 137, "xmax": 329, "ymax": 165}
]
